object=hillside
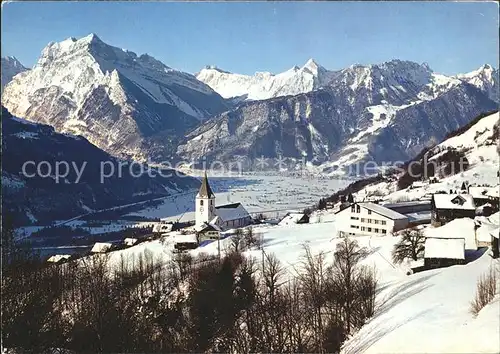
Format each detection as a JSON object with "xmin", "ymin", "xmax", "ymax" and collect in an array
[
  {"xmin": 1, "ymin": 107, "xmax": 200, "ymax": 226},
  {"xmin": 327, "ymin": 110, "xmax": 499, "ymax": 204},
  {"xmin": 180, "ymin": 61, "xmax": 498, "ymax": 172}
]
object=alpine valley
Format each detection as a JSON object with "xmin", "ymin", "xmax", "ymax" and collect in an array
[{"xmin": 2, "ymin": 34, "xmax": 499, "ymax": 173}]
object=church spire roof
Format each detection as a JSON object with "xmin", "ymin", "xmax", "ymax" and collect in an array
[{"xmin": 198, "ymin": 171, "xmax": 214, "ymax": 198}]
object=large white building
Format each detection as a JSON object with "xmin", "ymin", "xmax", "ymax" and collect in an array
[
  {"xmin": 195, "ymin": 173, "xmax": 252, "ymax": 230},
  {"xmin": 335, "ymin": 202, "xmax": 409, "ymax": 237}
]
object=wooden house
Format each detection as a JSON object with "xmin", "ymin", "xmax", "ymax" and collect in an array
[{"xmin": 430, "ymin": 194, "xmax": 475, "ymax": 226}]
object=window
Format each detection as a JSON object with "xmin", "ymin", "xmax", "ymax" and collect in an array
[
  {"xmin": 367, "ymin": 219, "xmax": 372, "ymax": 224},
  {"xmin": 350, "ymin": 225, "xmax": 359, "ymax": 229},
  {"xmin": 361, "ymin": 227, "xmax": 366, "ymax": 231},
  {"xmin": 351, "ymin": 205, "xmax": 355, "ymax": 212},
  {"xmin": 382, "ymin": 229, "xmax": 387, "ymax": 234},
  {"xmin": 374, "ymin": 220, "xmax": 379, "ymax": 224},
  {"xmin": 356, "ymin": 205, "xmax": 361, "ymax": 213},
  {"xmin": 200, "ymin": 200, "xmax": 204, "ymax": 206},
  {"xmin": 351, "ymin": 216, "xmax": 359, "ymax": 220},
  {"xmin": 374, "ymin": 228, "xmax": 379, "ymax": 233},
  {"xmin": 361, "ymin": 218, "xmax": 365, "ymax": 222},
  {"xmin": 367, "ymin": 227, "xmax": 372, "ymax": 232},
  {"xmin": 381, "ymin": 220, "xmax": 387, "ymax": 225},
  {"xmin": 211, "ymin": 200, "xmax": 213, "ymax": 205},
  {"xmin": 368, "ymin": 210, "xmax": 372, "ymax": 215}
]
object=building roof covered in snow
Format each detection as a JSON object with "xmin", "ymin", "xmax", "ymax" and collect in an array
[
  {"xmin": 172, "ymin": 233, "xmax": 198, "ymax": 244},
  {"xmin": 278, "ymin": 212, "xmax": 309, "ymax": 226},
  {"xmin": 124, "ymin": 238, "xmax": 138, "ymax": 246},
  {"xmin": 91, "ymin": 242, "xmax": 113, "ymax": 253},
  {"xmin": 215, "ymin": 202, "xmax": 250, "ymax": 222},
  {"xmin": 425, "ymin": 218, "xmax": 477, "ymax": 250},
  {"xmin": 432, "ymin": 194, "xmax": 475, "ymax": 210},
  {"xmin": 197, "ymin": 171, "xmax": 214, "ymax": 198},
  {"xmin": 424, "ymin": 237, "xmax": 465, "ymax": 260},
  {"xmin": 47, "ymin": 254, "xmax": 71, "ymax": 263},
  {"xmin": 358, "ymin": 202, "xmax": 408, "ymax": 220},
  {"xmin": 476, "ymin": 222, "xmax": 498, "ymax": 243},
  {"xmin": 469, "ymin": 186, "xmax": 499, "ymax": 200},
  {"xmin": 195, "ymin": 222, "xmax": 222, "ymax": 233}
]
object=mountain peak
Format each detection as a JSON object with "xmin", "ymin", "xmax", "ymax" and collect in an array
[
  {"xmin": 81, "ymin": 33, "xmax": 102, "ymax": 44},
  {"xmin": 303, "ymin": 58, "xmax": 320, "ymax": 69}
]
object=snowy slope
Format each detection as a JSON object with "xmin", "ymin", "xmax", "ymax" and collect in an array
[
  {"xmin": 352, "ymin": 111, "xmax": 499, "ymax": 203},
  {"xmin": 196, "ymin": 59, "xmax": 337, "ymax": 100},
  {"xmin": 99, "ymin": 205, "xmax": 499, "ymax": 353},
  {"xmin": 341, "ymin": 252, "xmax": 499, "ymax": 354},
  {"xmin": 1, "ymin": 56, "xmax": 28, "ymax": 89}
]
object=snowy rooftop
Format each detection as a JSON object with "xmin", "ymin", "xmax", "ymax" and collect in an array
[
  {"xmin": 91, "ymin": 242, "xmax": 112, "ymax": 253},
  {"xmin": 172, "ymin": 233, "xmax": 198, "ymax": 244},
  {"xmin": 215, "ymin": 202, "xmax": 250, "ymax": 222},
  {"xmin": 424, "ymin": 237, "xmax": 465, "ymax": 260},
  {"xmin": 468, "ymin": 186, "xmax": 499, "ymax": 199},
  {"xmin": 359, "ymin": 202, "xmax": 408, "ymax": 220},
  {"xmin": 432, "ymin": 194, "xmax": 475, "ymax": 210},
  {"xmin": 278, "ymin": 213, "xmax": 307, "ymax": 226},
  {"xmin": 425, "ymin": 218, "xmax": 477, "ymax": 250},
  {"xmin": 47, "ymin": 254, "xmax": 71, "ymax": 263}
]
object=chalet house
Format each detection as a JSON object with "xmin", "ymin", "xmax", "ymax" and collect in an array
[
  {"xmin": 335, "ymin": 202, "xmax": 409, "ymax": 237},
  {"xmin": 195, "ymin": 222, "xmax": 222, "ymax": 242},
  {"xmin": 195, "ymin": 173, "xmax": 252, "ymax": 230},
  {"xmin": 468, "ymin": 186, "xmax": 500, "ymax": 207},
  {"xmin": 431, "ymin": 194, "xmax": 475, "ymax": 226},
  {"xmin": 278, "ymin": 212, "xmax": 310, "ymax": 226},
  {"xmin": 424, "ymin": 237, "xmax": 465, "ymax": 269}
]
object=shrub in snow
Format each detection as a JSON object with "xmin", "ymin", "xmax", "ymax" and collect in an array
[{"xmin": 470, "ymin": 265, "xmax": 498, "ymax": 316}]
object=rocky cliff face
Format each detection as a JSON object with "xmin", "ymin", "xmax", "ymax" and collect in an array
[
  {"xmin": 179, "ymin": 60, "xmax": 498, "ymax": 173},
  {"xmin": 1, "ymin": 107, "xmax": 199, "ymax": 226},
  {"xmin": 2, "ymin": 34, "xmax": 229, "ymax": 161}
]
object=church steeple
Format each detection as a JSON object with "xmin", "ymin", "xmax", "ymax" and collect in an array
[
  {"xmin": 195, "ymin": 171, "xmax": 216, "ymax": 227},
  {"xmin": 197, "ymin": 171, "xmax": 214, "ymax": 198}
]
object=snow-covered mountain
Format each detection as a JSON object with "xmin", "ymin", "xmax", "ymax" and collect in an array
[
  {"xmin": 196, "ymin": 58, "xmax": 338, "ymax": 101},
  {"xmin": 455, "ymin": 64, "xmax": 499, "ymax": 102},
  {"xmin": 1, "ymin": 106, "xmax": 199, "ymax": 226},
  {"xmin": 1, "ymin": 34, "xmax": 229, "ymax": 161},
  {"xmin": 179, "ymin": 60, "xmax": 498, "ymax": 172},
  {"xmin": 1, "ymin": 56, "xmax": 28, "ymax": 89}
]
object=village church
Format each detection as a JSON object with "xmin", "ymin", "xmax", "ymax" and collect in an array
[{"xmin": 195, "ymin": 173, "xmax": 252, "ymax": 231}]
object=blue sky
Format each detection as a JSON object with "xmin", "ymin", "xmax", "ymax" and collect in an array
[{"xmin": 2, "ymin": 1, "xmax": 498, "ymax": 75}]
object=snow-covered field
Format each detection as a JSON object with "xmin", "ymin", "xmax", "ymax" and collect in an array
[
  {"xmin": 127, "ymin": 173, "xmax": 350, "ymax": 222},
  {"xmin": 103, "ymin": 209, "xmax": 500, "ymax": 354}
]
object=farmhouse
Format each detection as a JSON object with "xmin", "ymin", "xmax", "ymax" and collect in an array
[
  {"xmin": 278, "ymin": 212, "xmax": 310, "ymax": 226},
  {"xmin": 335, "ymin": 202, "xmax": 409, "ymax": 237},
  {"xmin": 195, "ymin": 173, "xmax": 252, "ymax": 230},
  {"xmin": 424, "ymin": 237, "xmax": 465, "ymax": 269},
  {"xmin": 431, "ymin": 194, "xmax": 475, "ymax": 226},
  {"xmin": 195, "ymin": 222, "xmax": 222, "ymax": 242}
]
